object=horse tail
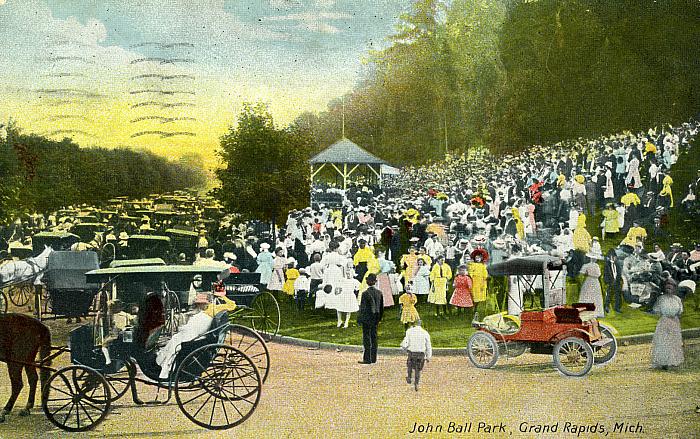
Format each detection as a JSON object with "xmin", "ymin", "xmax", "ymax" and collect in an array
[{"xmin": 38, "ymin": 325, "xmax": 52, "ymax": 401}]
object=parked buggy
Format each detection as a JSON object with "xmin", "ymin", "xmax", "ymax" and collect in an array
[
  {"xmin": 218, "ymin": 271, "xmax": 281, "ymax": 341},
  {"xmin": 32, "ymin": 231, "xmax": 80, "ymax": 255},
  {"xmin": 39, "ymin": 251, "xmax": 100, "ymax": 321},
  {"xmin": 165, "ymin": 228, "xmax": 199, "ymax": 262},
  {"xmin": 466, "ymin": 255, "xmax": 616, "ymax": 377},
  {"xmin": 124, "ymin": 235, "xmax": 173, "ymax": 261}
]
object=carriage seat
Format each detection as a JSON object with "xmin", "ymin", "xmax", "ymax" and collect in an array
[
  {"xmin": 173, "ymin": 311, "xmax": 229, "ymax": 366},
  {"xmin": 553, "ymin": 306, "xmax": 582, "ymax": 324}
]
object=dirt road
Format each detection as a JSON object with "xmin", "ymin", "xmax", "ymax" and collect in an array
[{"xmin": 0, "ymin": 338, "xmax": 698, "ymax": 438}]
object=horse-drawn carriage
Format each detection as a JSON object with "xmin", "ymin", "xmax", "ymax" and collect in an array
[
  {"xmin": 466, "ymin": 255, "xmax": 616, "ymax": 377},
  {"xmin": 165, "ymin": 229, "xmax": 199, "ymax": 262},
  {"xmin": 0, "ymin": 264, "xmax": 272, "ymax": 432}
]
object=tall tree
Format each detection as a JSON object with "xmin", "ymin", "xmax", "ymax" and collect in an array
[{"xmin": 215, "ymin": 103, "xmax": 313, "ymax": 230}]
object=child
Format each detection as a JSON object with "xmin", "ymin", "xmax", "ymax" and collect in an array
[
  {"xmin": 294, "ymin": 268, "xmax": 311, "ymax": 312},
  {"xmin": 398, "ymin": 283, "xmax": 420, "ymax": 329},
  {"xmin": 450, "ymin": 264, "xmax": 473, "ymax": 317},
  {"xmin": 308, "ymin": 253, "xmax": 324, "ymax": 306},
  {"xmin": 400, "ymin": 319, "xmax": 432, "ymax": 391},
  {"xmin": 282, "ymin": 257, "xmax": 299, "ymax": 300}
]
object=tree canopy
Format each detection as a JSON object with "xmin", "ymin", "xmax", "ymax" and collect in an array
[
  {"xmin": 214, "ymin": 103, "xmax": 314, "ymax": 227},
  {"xmin": 0, "ymin": 123, "xmax": 206, "ymax": 222},
  {"xmin": 297, "ymin": 0, "xmax": 700, "ymax": 164}
]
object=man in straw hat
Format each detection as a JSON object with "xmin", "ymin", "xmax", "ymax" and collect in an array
[{"xmin": 156, "ymin": 293, "xmax": 212, "ymax": 379}]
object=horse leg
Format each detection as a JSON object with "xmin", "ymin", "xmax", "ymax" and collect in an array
[
  {"xmin": 0, "ymin": 364, "xmax": 24, "ymax": 422},
  {"xmin": 19, "ymin": 365, "xmax": 38, "ymax": 416}
]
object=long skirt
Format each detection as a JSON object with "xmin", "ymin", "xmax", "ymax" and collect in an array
[
  {"xmin": 651, "ymin": 316, "xmax": 684, "ymax": 367},
  {"xmin": 578, "ymin": 276, "xmax": 605, "ymax": 317},
  {"xmin": 377, "ymin": 273, "xmax": 395, "ymax": 307}
]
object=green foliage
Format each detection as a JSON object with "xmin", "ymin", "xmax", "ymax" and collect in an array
[
  {"xmin": 297, "ymin": 0, "xmax": 700, "ymax": 164},
  {"xmin": 214, "ymin": 103, "xmax": 313, "ymax": 225},
  {"xmin": 0, "ymin": 125, "xmax": 206, "ymax": 221}
]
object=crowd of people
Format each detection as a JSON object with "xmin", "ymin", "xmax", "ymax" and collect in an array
[{"xmin": 2, "ymin": 119, "xmax": 700, "ymax": 371}]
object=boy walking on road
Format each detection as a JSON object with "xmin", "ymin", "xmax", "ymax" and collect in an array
[{"xmin": 400, "ymin": 319, "xmax": 432, "ymax": 391}]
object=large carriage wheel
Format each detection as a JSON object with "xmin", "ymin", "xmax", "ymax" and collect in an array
[
  {"xmin": 250, "ymin": 292, "xmax": 280, "ymax": 342},
  {"xmin": 467, "ymin": 331, "xmax": 499, "ymax": 369},
  {"xmin": 226, "ymin": 324, "xmax": 270, "ymax": 383},
  {"xmin": 8, "ymin": 283, "xmax": 32, "ymax": 307},
  {"xmin": 175, "ymin": 344, "xmax": 262, "ymax": 430},
  {"xmin": 42, "ymin": 365, "xmax": 112, "ymax": 432},
  {"xmin": 0, "ymin": 291, "xmax": 7, "ymax": 314},
  {"xmin": 163, "ymin": 291, "xmax": 181, "ymax": 336},
  {"xmin": 553, "ymin": 337, "xmax": 594, "ymax": 377},
  {"xmin": 592, "ymin": 325, "xmax": 617, "ymax": 365}
]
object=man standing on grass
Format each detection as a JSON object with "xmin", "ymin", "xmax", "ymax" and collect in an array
[
  {"xmin": 401, "ymin": 319, "xmax": 432, "ymax": 391},
  {"xmin": 357, "ymin": 273, "xmax": 383, "ymax": 364}
]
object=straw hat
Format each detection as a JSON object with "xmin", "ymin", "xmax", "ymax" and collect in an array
[{"xmin": 260, "ymin": 243, "xmax": 270, "ymax": 250}]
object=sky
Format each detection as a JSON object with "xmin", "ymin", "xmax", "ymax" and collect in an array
[{"xmin": 0, "ymin": 0, "xmax": 407, "ymax": 167}]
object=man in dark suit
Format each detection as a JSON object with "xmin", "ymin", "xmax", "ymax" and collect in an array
[
  {"xmin": 603, "ymin": 249, "xmax": 623, "ymax": 314},
  {"xmin": 357, "ymin": 273, "xmax": 384, "ymax": 364}
]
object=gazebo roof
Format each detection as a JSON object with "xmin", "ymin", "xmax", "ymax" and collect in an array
[{"xmin": 309, "ymin": 138, "xmax": 387, "ymax": 165}]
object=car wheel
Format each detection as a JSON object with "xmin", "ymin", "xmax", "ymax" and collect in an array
[{"xmin": 467, "ymin": 331, "xmax": 499, "ymax": 369}]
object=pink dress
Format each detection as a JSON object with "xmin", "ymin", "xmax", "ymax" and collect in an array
[{"xmin": 450, "ymin": 275, "xmax": 473, "ymax": 308}]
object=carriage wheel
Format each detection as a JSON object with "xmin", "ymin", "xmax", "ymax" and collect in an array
[
  {"xmin": 0, "ymin": 291, "xmax": 7, "ymax": 314},
  {"xmin": 226, "ymin": 324, "xmax": 270, "ymax": 383},
  {"xmin": 467, "ymin": 331, "xmax": 499, "ymax": 369},
  {"xmin": 105, "ymin": 369, "xmax": 132, "ymax": 403},
  {"xmin": 553, "ymin": 337, "xmax": 594, "ymax": 377},
  {"xmin": 250, "ymin": 292, "xmax": 280, "ymax": 342},
  {"xmin": 163, "ymin": 291, "xmax": 181, "ymax": 336},
  {"xmin": 592, "ymin": 325, "xmax": 617, "ymax": 365},
  {"xmin": 42, "ymin": 365, "xmax": 111, "ymax": 432},
  {"xmin": 8, "ymin": 283, "xmax": 32, "ymax": 307},
  {"xmin": 175, "ymin": 344, "xmax": 261, "ymax": 430}
]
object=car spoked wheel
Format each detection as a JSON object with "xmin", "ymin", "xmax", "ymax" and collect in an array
[
  {"xmin": 592, "ymin": 325, "xmax": 617, "ymax": 365},
  {"xmin": 553, "ymin": 337, "xmax": 594, "ymax": 377},
  {"xmin": 467, "ymin": 331, "xmax": 499, "ymax": 369}
]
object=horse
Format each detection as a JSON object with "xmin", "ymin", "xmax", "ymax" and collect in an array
[
  {"xmin": 0, "ymin": 246, "xmax": 53, "ymax": 287},
  {"xmin": 0, "ymin": 313, "xmax": 52, "ymax": 423}
]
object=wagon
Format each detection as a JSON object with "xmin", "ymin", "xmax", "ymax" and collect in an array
[
  {"xmin": 39, "ymin": 251, "xmax": 101, "ymax": 320},
  {"xmin": 39, "ymin": 304, "xmax": 264, "ymax": 431},
  {"xmin": 466, "ymin": 255, "xmax": 617, "ymax": 377},
  {"xmin": 124, "ymin": 235, "xmax": 173, "ymax": 261},
  {"xmin": 70, "ymin": 223, "xmax": 107, "ymax": 242},
  {"xmin": 218, "ymin": 271, "xmax": 281, "ymax": 342},
  {"xmin": 32, "ymin": 231, "xmax": 80, "ymax": 255},
  {"xmin": 165, "ymin": 228, "xmax": 199, "ymax": 262}
]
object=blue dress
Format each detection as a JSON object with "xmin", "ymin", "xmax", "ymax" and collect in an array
[{"xmin": 255, "ymin": 251, "xmax": 274, "ymax": 285}]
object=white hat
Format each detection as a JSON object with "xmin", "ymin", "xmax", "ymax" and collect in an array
[
  {"xmin": 678, "ymin": 279, "xmax": 696, "ymax": 292},
  {"xmin": 260, "ymin": 243, "xmax": 270, "ymax": 250},
  {"xmin": 223, "ymin": 252, "xmax": 236, "ymax": 261}
]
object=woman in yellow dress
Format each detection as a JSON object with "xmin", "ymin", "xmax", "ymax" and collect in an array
[
  {"xmin": 400, "ymin": 247, "xmax": 419, "ymax": 283},
  {"xmin": 573, "ymin": 214, "xmax": 592, "ymax": 253},
  {"xmin": 282, "ymin": 258, "xmax": 300, "ymax": 298},
  {"xmin": 468, "ymin": 249, "xmax": 489, "ymax": 317},
  {"xmin": 428, "ymin": 255, "xmax": 452, "ymax": 317}
]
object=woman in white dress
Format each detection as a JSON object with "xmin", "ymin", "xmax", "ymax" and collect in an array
[
  {"xmin": 331, "ymin": 263, "xmax": 360, "ymax": 328},
  {"xmin": 413, "ymin": 258, "xmax": 431, "ymax": 301},
  {"xmin": 651, "ymin": 291, "xmax": 684, "ymax": 369},
  {"xmin": 578, "ymin": 253, "xmax": 605, "ymax": 317},
  {"xmin": 318, "ymin": 241, "xmax": 346, "ymax": 310},
  {"xmin": 267, "ymin": 248, "xmax": 286, "ymax": 292}
]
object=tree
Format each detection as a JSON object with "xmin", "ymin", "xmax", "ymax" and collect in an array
[{"xmin": 215, "ymin": 103, "xmax": 313, "ymax": 231}]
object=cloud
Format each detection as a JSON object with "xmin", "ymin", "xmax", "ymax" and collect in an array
[{"xmin": 262, "ymin": 11, "xmax": 350, "ymax": 34}]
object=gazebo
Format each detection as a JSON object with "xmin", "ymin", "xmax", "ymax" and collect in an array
[{"xmin": 309, "ymin": 138, "xmax": 389, "ymax": 190}]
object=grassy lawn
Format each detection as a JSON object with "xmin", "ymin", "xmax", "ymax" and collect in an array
[{"xmin": 275, "ymin": 288, "xmax": 700, "ymax": 348}]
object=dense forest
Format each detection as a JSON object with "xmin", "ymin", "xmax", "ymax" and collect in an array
[
  {"xmin": 0, "ymin": 124, "xmax": 206, "ymax": 223},
  {"xmin": 295, "ymin": 0, "xmax": 700, "ymax": 165}
]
